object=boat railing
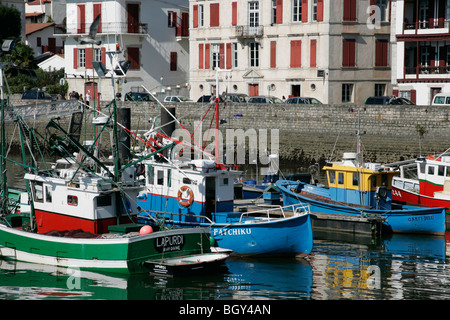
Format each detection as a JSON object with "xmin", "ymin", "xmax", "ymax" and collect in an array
[
  {"xmin": 238, "ymin": 203, "xmax": 310, "ymax": 223},
  {"xmin": 138, "ymin": 209, "xmax": 215, "ymax": 226}
]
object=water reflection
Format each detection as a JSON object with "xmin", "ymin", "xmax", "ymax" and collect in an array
[{"xmin": 1, "ymin": 231, "xmax": 449, "ymax": 300}]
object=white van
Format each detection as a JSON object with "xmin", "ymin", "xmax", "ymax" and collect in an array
[{"xmin": 432, "ymin": 93, "xmax": 450, "ymax": 106}]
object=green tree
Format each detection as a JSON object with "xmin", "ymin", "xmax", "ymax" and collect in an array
[{"xmin": 0, "ymin": 3, "xmax": 21, "ymax": 41}]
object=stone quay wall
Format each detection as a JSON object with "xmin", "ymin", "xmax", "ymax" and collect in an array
[{"xmin": 5, "ymin": 100, "xmax": 450, "ymax": 168}]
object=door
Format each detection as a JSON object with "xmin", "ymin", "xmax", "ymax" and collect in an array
[
  {"xmin": 248, "ymin": 1, "xmax": 259, "ymax": 34},
  {"xmin": 291, "ymin": 85, "xmax": 301, "ymax": 97},
  {"xmin": 205, "ymin": 177, "xmax": 216, "ymax": 219},
  {"xmin": 127, "ymin": 3, "xmax": 140, "ymax": 33},
  {"xmin": 249, "ymin": 84, "xmax": 259, "ymax": 96}
]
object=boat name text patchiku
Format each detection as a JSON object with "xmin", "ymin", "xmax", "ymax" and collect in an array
[
  {"xmin": 155, "ymin": 235, "xmax": 185, "ymax": 252},
  {"xmin": 213, "ymin": 228, "xmax": 252, "ymax": 236}
]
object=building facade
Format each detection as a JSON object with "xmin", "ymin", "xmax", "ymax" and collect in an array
[
  {"xmin": 393, "ymin": 0, "xmax": 450, "ymax": 105},
  {"xmin": 189, "ymin": 0, "xmax": 392, "ymax": 104},
  {"xmin": 62, "ymin": 0, "xmax": 190, "ymax": 101}
]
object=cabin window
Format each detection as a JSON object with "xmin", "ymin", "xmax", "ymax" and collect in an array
[
  {"xmin": 371, "ymin": 176, "xmax": 377, "ymax": 189},
  {"xmin": 420, "ymin": 163, "xmax": 425, "ymax": 174},
  {"xmin": 67, "ymin": 195, "xmax": 78, "ymax": 206},
  {"xmin": 45, "ymin": 186, "xmax": 52, "ymax": 203},
  {"xmin": 381, "ymin": 174, "xmax": 388, "ymax": 186},
  {"xmin": 446, "ymin": 168, "xmax": 450, "ymax": 177},
  {"xmin": 338, "ymin": 172, "xmax": 344, "ymax": 185},
  {"xmin": 438, "ymin": 166, "xmax": 445, "ymax": 176},
  {"xmin": 157, "ymin": 170, "xmax": 164, "ymax": 185},
  {"xmin": 428, "ymin": 166, "xmax": 435, "ymax": 175},
  {"xmin": 183, "ymin": 177, "xmax": 192, "ymax": 184},
  {"xmin": 221, "ymin": 178, "xmax": 229, "ymax": 186},
  {"xmin": 32, "ymin": 182, "xmax": 44, "ymax": 203},
  {"xmin": 97, "ymin": 195, "xmax": 112, "ymax": 207},
  {"xmin": 147, "ymin": 165, "xmax": 154, "ymax": 185},
  {"xmin": 352, "ymin": 172, "xmax": 359, "ymax": 186},
  {"xmin": 167, "ymin": 169, "xmax": 172, "ymax": 187},
  {"xmin": 328, "ymin": 171, "xmax": 335, "ymax": 184}
]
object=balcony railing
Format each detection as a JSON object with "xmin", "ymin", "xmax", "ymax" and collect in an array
[
  {"xmin": 405, "ymin": 66, "xmax": 450, "ymax": 78},
  {"xmin": 403, "ymin": 20, "xmax": 450, "ymax": 33},
  {"xmin": 55, "ymin": 22, "xmax": 148, "ymax": 35},
  {"xmin": 234, "ymin": 25, "xmax": 264, "ymax": 38}
]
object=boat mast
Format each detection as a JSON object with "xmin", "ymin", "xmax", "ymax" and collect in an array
[{"xmin": 214, "ymin": 68, "xmax": 230, "ymax": 164}]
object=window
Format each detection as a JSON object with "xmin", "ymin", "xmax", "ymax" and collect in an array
[
  {"xmin": 375, "ymin": 39, "xmax": 388, "ymax": 67},
  {"xmin": 352, "ymin": 172, "xmax": 359, "ymax": 186},
  {"xmin": 94, "ymin": 48, "xmax": 102, "ymax": 62},
  {"xmin": 375, "ymin": 84, "xmax": 386, "ymax": 96},
  {"xmin": 68, "ymin": 195, "xmax": 78, "ymax": 206},
  {"xmin": 249, "ymin": 1, "xmax": 260, "ymax": 33},
  {"xmin": 233, "ymin": 43, "xmax": 238, "ymax": 68},
  {"xmin": 428, "ymin": 166, "xmax": 435, "ymax": 175},
  {"xmin": 312, "ymin": 0, "xmax": 318, "ymax": 21},
  {"xmin": 199, "ymin": 4, "xmax": 204, "ymax": 27},
  {"xmin": 250, "ymin": 42, "xmax": 259, "ymax": 67},
  {"xmin": 97, "ymin": 195, "xmax": 112, "ymax": 207},
  {"xmin": 272, "ymin": 0, "xmax": 283, "ymax": 24},
  {"xmin": 290, "ymin": 40, "xmax": 302, "ymax": 68},
  {"xmin": 338, "ymin": 172, "xmax": 344, "ymax": 185},
  {"xmin": 210, "ymin": 3, "xmax": 220, "ymax": 27},
  {"xmin": 438, "ymin": 166, "xmax": 445, "ymax": 176},
  {"xmin": 78, "ymin": 48, "xmax": 86, "ymax": 68},
  {"xmin": 157, "ymin": 170, "xmax": 164, "ymax": 185},
  {"xmin": 376, "ymin": 0, "xmax": 389, "ymax": 22},
  {"xmin": 170, "ymin": 52, "xmax": 177, "ymax": 71},
  {"xmin": 343, "ymin": 0, "xmax": 356, "ymax": 21},
  {"xmin": 420, "ymin": 163, "xmax": 426, "ymax": 174},
  {"xmin": 211, "ymin": 44, "xmax": 220, "ymax": 69},
  {"xmin": 147, "ymin": 165, "xmax": 154, "ymax": 185},
  {"xmin": 371, "ymin": 176, "xmax": 377, "ymax": 188},
  {"xmin": 183, "ymin": 177, "xmax": 192, "ymax": 184},
  {"xmin": 45, "ymin": 186, "xmax": 52, "ymax": 203},
  {"xmin": 421, "ymin": 46, "xmax": 431, "ymax": 67},
  {"xmin": 272, "ymin": 0, "xmax": 277, "ymax": 24},
  {"xmin": 33, "ymin": 182, "xmax": 43, "ymax": 203},
  {"xmin": 37, "ymin": 37, "xmax": 41, "ymax": 47},
  {"xmin": 342, "ymin": 84, "xmax": 353, "ymax": 102},
  {"xmin": 328, "ymin": 171, "xmax": 335, "ymax": 184},
  {"xmin": 343, "ymin": 39, "xmax": 356, "ymax": 67},
  {"xmin": 127, "ymin": 47, "xmax": 140, "ymax": 70},
  {"xmin": 168, "ymin": 11, "xmax": 176, "ymax": 27},
  {"xmin": 292, "ymin": 0, "xmax": 302, "ymax": 22}
]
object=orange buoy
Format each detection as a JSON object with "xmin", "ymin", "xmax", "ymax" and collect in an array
[{"xmin": 140, "ymin": 225, "xmax": 153, "ymax": 235}]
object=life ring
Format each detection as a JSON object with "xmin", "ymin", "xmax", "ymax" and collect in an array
[{"xmin": 178, "ymin": 185, "xmax": 194, "ymax": 207}]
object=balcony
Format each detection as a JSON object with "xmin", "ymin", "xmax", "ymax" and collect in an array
[
  {"xmin": 55, "ymin": 22, "xmax": 148, "ymax": 36},
  {"xmin": 404, "ymin": 66, "xmax": 450, "ymax": 80},
  {"xmin": 234, "ymin": 25, "xmax": 264, "ymax": 38}
]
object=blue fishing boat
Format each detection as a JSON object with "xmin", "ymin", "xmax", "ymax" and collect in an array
[
  {"xmin": 276, "ymin": 151, "xmax": 446, "ymax": 235},
  {"xmin": 134, "ymin": 81, "xmax": 313, "ymax": 256}
]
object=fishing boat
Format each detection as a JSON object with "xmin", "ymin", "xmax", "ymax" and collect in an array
[
  {"xmin": 134, "ymin": 72, "xmax": 313, "ymax": 257},
  {"xmin": 277, "ymin": 151, "xmax": 446, "ymax": 235},
  {"xmin": 0, "ymin": 55, "xmax": 228, "ymax": 275},
  {"xmin": 391, "ymin": 149, "xmax": 450, "ymax": 220}
]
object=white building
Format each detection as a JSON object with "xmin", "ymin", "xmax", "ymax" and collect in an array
[
  {"xmin": 61, "ymin": 0, "xmax": 190, "ymax": 101},
  {"xmin": 189, "ymin": 0, "xmax": 392, "ymax": 104},
  {"xmin": 392, "ymin": 0, "xmax": 450, "ymax": 105}
]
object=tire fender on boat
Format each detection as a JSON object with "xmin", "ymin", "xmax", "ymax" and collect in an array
[{"xmin": 178, "ymin": 185, "xmax": 194, "ymax": 207}]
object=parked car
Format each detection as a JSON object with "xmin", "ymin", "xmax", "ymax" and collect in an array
[
  {"xmin": 226, "ymin": 93, "xmax": 249, "ymax": 103},
  {"xmin": 124, "ymin": 91, "xmax": 153, "ymax": 101},
  {"xmin": 431, "ymin": 93, "xmax": 450, "ymax": 106},
  {"xmin": 247, "ymin": 96, "xmax": 284, "ymax": 104},
  {"xmin": 163, "ymin": 96, "xmax": 192, "ymax": 103},
  {"xmin": 21, "ymin": 89, "xmax": 55, "ymax": 100},
  {"xmin": 196, "ymin": 95, "xmax": 225, "ymax": 103},
  {"xmin": 365, "ymin": 96, "xmax": 415, "ymax": 105},
  {"xmin": 285, "ymin": 97, "xmax": 322, "ymax": 104}
]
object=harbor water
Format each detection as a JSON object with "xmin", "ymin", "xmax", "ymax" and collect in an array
[{"xmin": 2, "ymin": 157, "xmax": 450, "ymax": 301}]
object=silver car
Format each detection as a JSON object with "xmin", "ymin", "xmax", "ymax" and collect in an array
[{"xmin": 247, "ymin": 96, "xmax": 284, "ymax": 104}]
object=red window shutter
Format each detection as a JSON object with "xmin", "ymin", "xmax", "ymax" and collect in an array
[
  {"xmin": 301, "ymin": 0, "xmax": 308, "ymax": 22},
  {"xmin": 343, "ymin": 0, "xmax": 356, "ymax": 21},
  {"xmin": 93, "ymin": 3, "xmax": 102, "ymax": 33},
  {"xmin": 172, "ymin": 12, "xmax": 177, "ymax": 27},
  {"xmin": 205, "ymin": 43, "xmax": 210, "ymax": 69},
  {"xmin": 219, "ymin": 43, "xmax": 225, "ymax": 69},
  {"xmin": 101, "ymin": 47, "xmax": 106, "ymax": 64},
  {"xmin": 343, "ymin": 39, "xmax": 355, "ymax": 67},
  {"xmin": 73, "ymin": 48, "xmax": 78, "ymax": 69},
  {"xmin": 392, "ymin": 90, "xmax": 399, "ymax": 97},
  {"xmin": 317, "ymin": 0, "xmax": 324, "ymax": 22},
  {"xmin": 170, "ymin": 52, "xmax": 177, "ymax": 71},
  {"xmin": 270, "ymin": 41, "xmax": 277, "ymax": 68},
  {"xmin": 375, "ymin": 39, "xmax": 388, "ymax": 67},
  {"xmin": 210, "ymin": 3, "xmax": 219, "ymax": 27},
  {"xmin": 77, "ymin": 4, "xmax": 85, "ymax": 33},
  {"xmin": 310, "ymin": 39, "xmax": 317, "ymax": 67},
  {"xmin": 232, "ymin": 2, "xmax": 237, "ymax": 26},
  {"xmin": 276, "ymin": 0, "xmax": 283, "ymax": 24},
  {"xmin": 193, "ymin": 5, "xmax": 199, "ymax": 28},
  {"xmin": 290, "ymin": 40, "xmax": 302, "ymax": 68},
  {"xmin": 226, "ymin": 43, "xmax": 232, "ymax": 69},
  {"xmin": 410, "ymin": 90, "xmax": 416, "ymax": 104},
  {"xmin": 199, "ymin": 44, "xmax": 204, "ymax": 69},
  {"xmin": 85, "ymin": 47, "xmax": 93, "ymax": 69}
]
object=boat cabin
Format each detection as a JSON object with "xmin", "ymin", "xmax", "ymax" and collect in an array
[
  {"xmin": 416, "ymin": 156, "xmax": 450, "ymax": 197},
  {"xmin": 136, "ymin": 159, "xmax": 241, "ymax": 222},
  {"xmin": 323, "ymin": 153, "xmax": 397, "ymax": 209}
]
